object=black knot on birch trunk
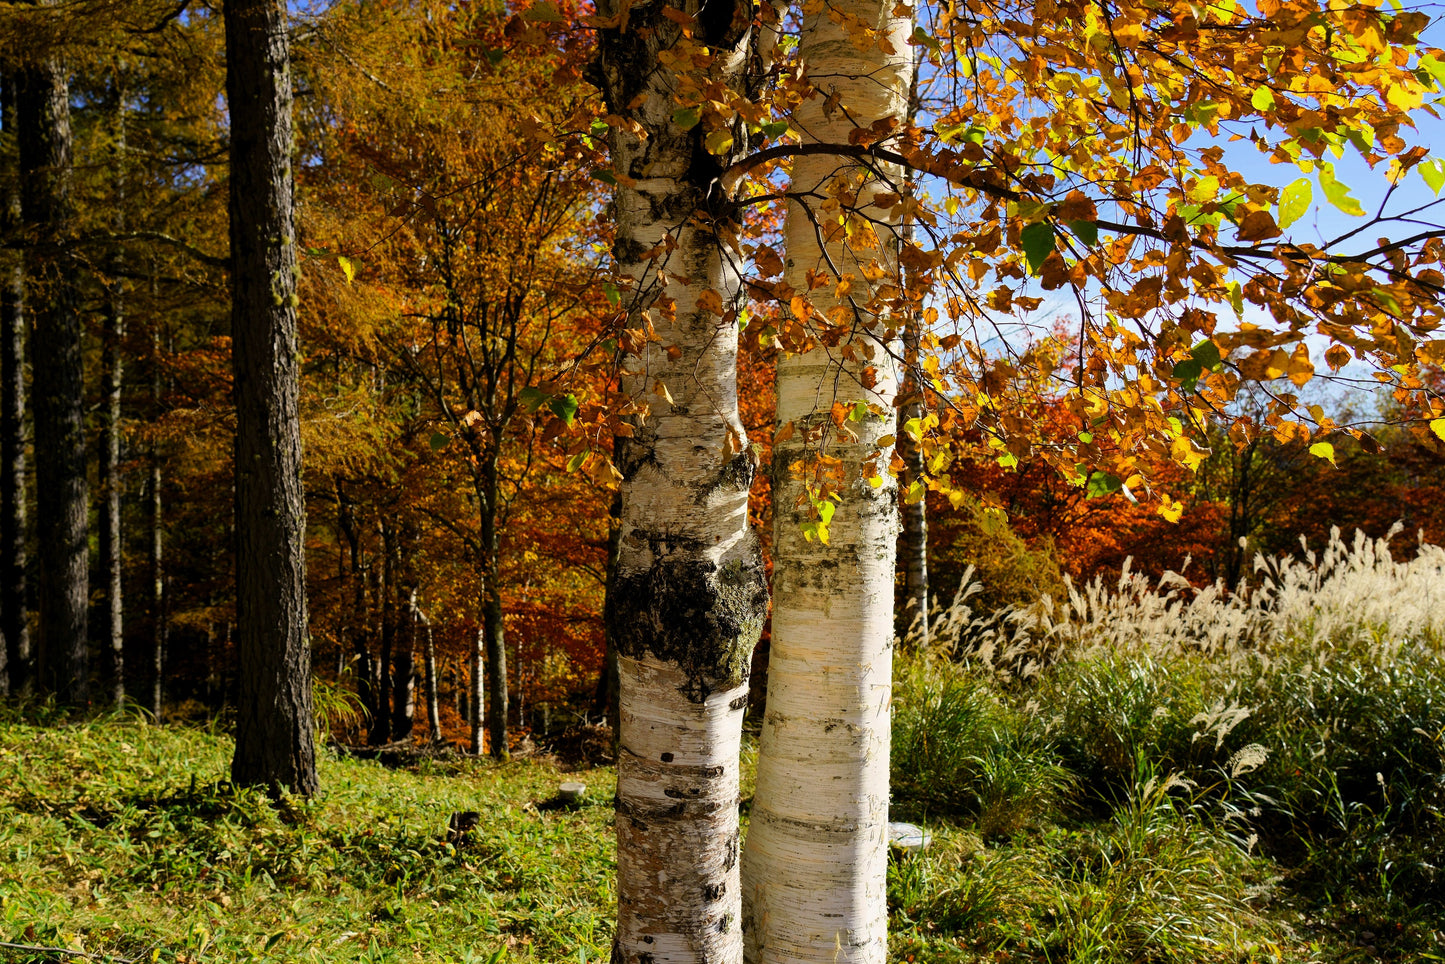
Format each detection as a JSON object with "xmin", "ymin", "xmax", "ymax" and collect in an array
[{"xmin": 612, "ymin": 534, "xmax": 767, "ymax": 702}]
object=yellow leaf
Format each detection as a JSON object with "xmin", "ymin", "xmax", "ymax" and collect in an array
[
  {"xmin": 337, "ymin": 256, "xmax": 356, "ymax": 285},
  {"xmin": 1309, "ymin": 441, "xmax": 1336, "ymax": 464},
  {"xmin": 1158, "ymin": 499, "xmax": 1184, "ymax": 523},
  {"xmin": 1171, "ymin": 436, "xmax": 1207, "ymax": 471},
  {"xmin": 1287, "ymin": 343, "xmax": 1315, "ymax": 387},
  {"xmin": 1431, "ymin": 418, "xmax": 1445, "ymax": 442}
]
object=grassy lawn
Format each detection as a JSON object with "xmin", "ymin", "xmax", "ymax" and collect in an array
[
  {"xmin": 0, "ymin": 717, "xmax": 616, "ymax": 963},
  {"xmin": 2, "ymin": 532, "xmax": 1443, "ymax": 963}
]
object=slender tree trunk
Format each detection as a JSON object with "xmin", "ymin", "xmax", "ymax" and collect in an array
[
  {"xmin": 895, "ymin": 176, "xmax": 928, "ymax": 646},
  {"xmin": 226, "ymin": 0, "xmax": 317, "ymax": 795},
  {"xmin": 896, "ymin": 321, "xmax": 929, "ymax": 646},
  {"xmin": 99, "ymin": 85, "xmax": 127, "ymax": 708},
  {"xmin": 147, "ymin": 329, "xmax": 164, "ymax": 718},
  {"xmin": 595, "ymin": 488, "xmax": 622, "ymax": 740},
  {"xmin": 420, "ymin": 599, "xmax": 441, "ymax": 744},
  {"xmin": 741, "ymin": 4, "xmax": 911, "ymax": 962},
  {"xmin": 371, "ymin": 522, "xmax": 393, "ymax": 744},
  {"xmin": 594, "ymin": 6, "xmax": 774, "ymax": 959},
  {"xmin": 479, "ymin": 454, "xmax": 508, "ymax": 759},
  {"xmin": 468, "ymin": 623, "xmax": 483, "ymax": 754},
  {"xmin": 0, "ymin": 67, "xmax": 30, "ymax": 697},
  {"xmin": 18, "ymin": 26, "xmax": 88, "ymax": 705},
  {"xmin": 391, "ymin": 573, "xmax": 416, "ymax": 743}
]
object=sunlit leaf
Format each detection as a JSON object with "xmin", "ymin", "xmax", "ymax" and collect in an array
[
  {"xmin": 1277, "ymin": 178, "xmax": 1312, "ymax": 228},
  {"xmin": 1086, "ymin": 473, "xmax": 1122, "ymax": 498},
  {"xmin": 1420, "ymin": 158, "xmax": 1445, "ymax": 196},
  {"xmin": 1318, "ymin": 163, "xmax": 1364, "ymax": 216}
]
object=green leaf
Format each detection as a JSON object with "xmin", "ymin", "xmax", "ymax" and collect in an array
[
  {"xmin": 565, "ymin": 451, "xmax": 587, "ymax": 472},
  {"xmin": 1077, "ymin": 431, "xmax": 1093, "ymax": 444},
  {"xmin": 429, "ymin": 432, "xmax": 449, "ymax": 452},
  {"xmin": 1086, "ymin": 473, "xmax": 1122, "ymax": 499},
  {"xmin": 1191, "ymin": 338, "xmax": 1222, "ymax": 370},
  {"xmin": 1420, "ymin": 158, "xmax": 1445, "ymax": 196},
  {"xmin": 672, "ymin": 107, "xmax": 701, "ymax": 131},
  {"xmin": 1020, "ymin": 222, "xmax": 1055, "ymax": 274},
  {"xmin": 1318, "ymin": 163, "xmax": 1364, "ymax": 217},
  {"xmin": 1250, "ymin": 85, "xmax": 1277, "ymax": 111},
  {"xmin": 760, "ymin": 120, "xmax": 789, "ymax": 138},
  {"xmin": 1309, "ymin": 441, "xmax": 1336, "ymax": 464},
  {"xmin": 1069, "ymin": 220, "xmax": 1099, "ymax": 247},
  {"xmin": 1228, "ymin": 280, "xmax": 1244, "ymax": 318},
  {"xmin": 592, "ymin": 168, "xmax": 617, "ymax": 186},
  {"xmin": 1278, "ymin": 177, "xmax": 1312, "ymax": 228},
  {"xmin": 547, "ymin": 393, "xmax": 579, "ymax": 426},
  {"xmin": 519, "ymin": 386, "xmax": 549, "ymax": 412},
  {"xmin": 1172, "ymin": 358, "xmax": 1203, "ymax": 390},
  {"xmin": 603, "ymin": 282, "xmax": 621, "ymax": 308}
]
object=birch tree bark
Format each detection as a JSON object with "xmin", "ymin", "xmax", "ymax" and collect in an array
[
  {"xmin": 741, "ymin": 2, "xmax": 912, "ymax": 961},
  {"xmin": 592, "ymin": 4, "xmax": 777, "ymax": 959}
]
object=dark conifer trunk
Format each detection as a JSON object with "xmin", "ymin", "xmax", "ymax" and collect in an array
[
  {"xmin": 18, "ymin": 34, "xmax": 88, "ymax": 705},
  {"xmin": 479, "ymin": 455, "xmax": 507, "ymax": 759},
  {"xmin": 896, "ymin": 315, "xmax": 929, "ymax": 646},
  {"xmin": 0, "ymin": 67, "xmax": 30, "ymax": 697},
  {"xmin": 226, "ymin": 0, "xmax": 317, "ymax": 794}
]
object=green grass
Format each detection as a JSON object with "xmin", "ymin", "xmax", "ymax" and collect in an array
[
  {"xmin": 4, "ymin": 534, "xmax": 1443, "ymax": 964},
  {"xmin": 0, "ymin": 715, "xmax": 616, "ymax": 963}
]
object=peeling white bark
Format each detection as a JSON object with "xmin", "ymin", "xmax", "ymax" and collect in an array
[
  {"xmin": 742, "ymin": 0, "xmax": 912, "ymax": 961},
  {"xmin": 596, "ymin": 6, "xmax": 773, "ymax": 962}
]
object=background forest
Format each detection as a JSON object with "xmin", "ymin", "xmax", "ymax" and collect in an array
[
  {"xmin": 3, "ymin": 0, "xmax": 1445, "ymax": 962},
  {"xmin": 0, "ymin": 0, "xmax": 1441, "ymax": 747}
]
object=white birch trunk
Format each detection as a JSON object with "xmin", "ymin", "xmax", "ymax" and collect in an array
[
  {"xmin": 741, "ymin": 2, "xmax": 912, "ymax": 961},
  {"xmin": 594, "ymin": 6, "xmax": 775, "ymax": 962}
]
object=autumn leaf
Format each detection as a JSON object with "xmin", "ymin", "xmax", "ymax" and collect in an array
[
  {"xmin": 1277, "ymin": 178, "xmax": 1312, "ymax": 229},
  {"xmin": 1309, "ymin": 441, "xmax": 1336, "ymax": 464},
  {"xmin": 1319, "ymin": 163, "xmax": 1364, "ymax": 217},
  {"xmin": 1235, "ymin": 210, "xmax": 1280, "ymax": 242},
  {"xmin": 1420, "ymin": 159, "xmax": 1445, "ymax": 196}
]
